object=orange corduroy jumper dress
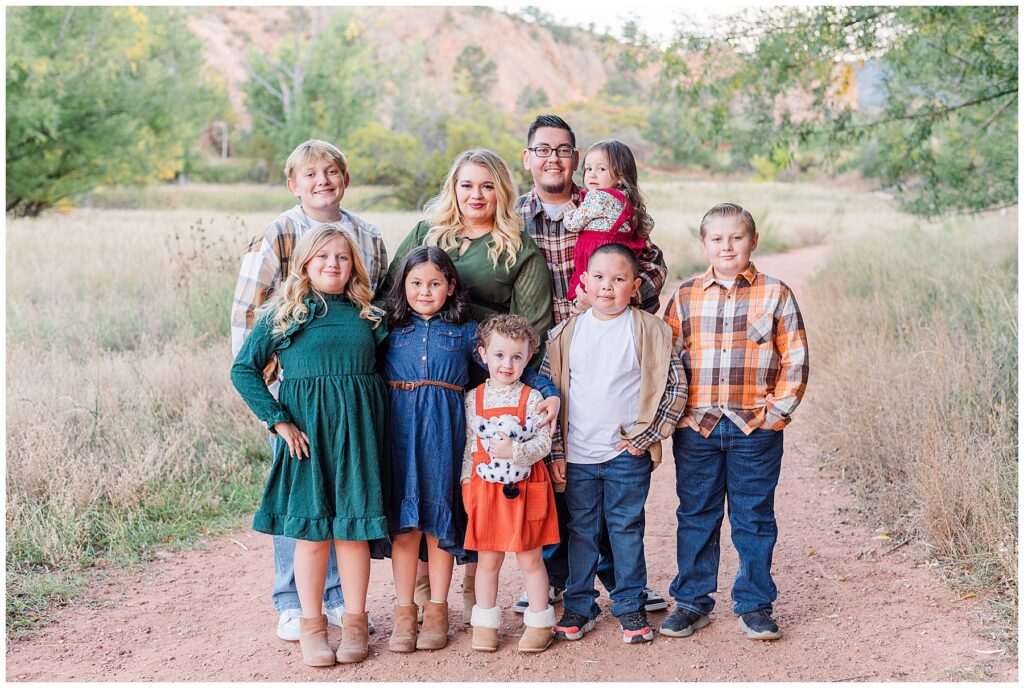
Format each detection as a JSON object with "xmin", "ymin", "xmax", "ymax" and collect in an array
[{"xmin": 461, "ymin": 384, "xmax": 559, "ymax": 553}]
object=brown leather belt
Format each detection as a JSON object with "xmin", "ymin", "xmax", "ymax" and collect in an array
[{"xmin": 387, "ymin": 380, "xmax": 464, "ymax": 392}]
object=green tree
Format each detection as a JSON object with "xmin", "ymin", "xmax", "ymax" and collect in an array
[
  {"xmin": 242, "ymin": 9, "xmax": 380, "ymax": 181},
  {"xmin": 6, "ymin": 6, "xmax": 227, "ymax": 216},
  {"xmin": 660, "ymin": 6, "xmax": 1018, "ymax": 215},
  {"xmin": 453, "ymin": 45, "xmax": 498, "ymax": 97}
]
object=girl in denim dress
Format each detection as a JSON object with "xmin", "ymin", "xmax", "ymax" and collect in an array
[{"xmin": 380, "ymin": 246, "xmax": 559, "ymax": 653}]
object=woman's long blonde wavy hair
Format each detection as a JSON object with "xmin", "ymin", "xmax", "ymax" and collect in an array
[
  {"xmin": 422, "ymin": 149, "xmax": 523, "ymax": 271},
  {"xmin": 260, "ymin": 223, "xmax": 381, "ymax": 338}
]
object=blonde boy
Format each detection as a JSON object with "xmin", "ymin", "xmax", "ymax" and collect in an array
[
  {"xmin": 659, "ymin": 202, "xmax": 808, "ymax": 641},
  {"xmin": 229, "ymin": 139, "xmax": 387, "ymax": 641}
]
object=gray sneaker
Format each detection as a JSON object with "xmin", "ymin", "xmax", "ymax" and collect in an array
[
  {"xmin": 643, "ymin": 587, "xmax": 669, "ymax": 612},
  {"xmin": 659, "ymin": 607, "xmax": 711, "ymax": 638},
  {"xmin": 512, "ymin": 586, "xmax": 564, "ymax": 614},
  {"xmin": 738, "ymin": 609, "xmax": 781, "ymax": 640}
]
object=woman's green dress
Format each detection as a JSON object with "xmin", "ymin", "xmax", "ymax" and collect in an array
[{"xmin": 230, "ymin": 293, "xmax": 389, "ymax": 542}]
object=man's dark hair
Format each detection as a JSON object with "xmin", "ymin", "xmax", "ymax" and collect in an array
[
  {"xmin": 526, "ymin": 114, "xmax": 575, "ymax": 148},
  {"xmin": 588, "ymin": 242, "xmax": 640, "ymax": 279}
]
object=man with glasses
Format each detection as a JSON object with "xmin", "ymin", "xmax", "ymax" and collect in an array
[{"xmin": 511, "ymin": 113, "xmax": 670, "ymax": 619}]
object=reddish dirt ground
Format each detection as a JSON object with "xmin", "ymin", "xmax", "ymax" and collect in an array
[{"xmin": 6, "ymin": 246, "xmax": 1017, "ymax": 681}]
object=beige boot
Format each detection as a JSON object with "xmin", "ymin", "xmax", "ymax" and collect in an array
[
  {"xmin": 462, "ymin": 574, "xmax": 476, "ymax": 624},
  {"xmin": 518, "ymin": 605, "xmax": 555, "ymax": 652},
  {"xmin": 388, "ymin": 603, "xmax": 418, "ymax": 653},
  {"xmin": 416, "ymin": 600, "xmax": 449, "ymax": 650},
  {"xmin": 470, "ymin": 604, "xmax": 500, "ymax": 652},
  {"xmin": 335, "ymin": 612, "xmax": 369, "ymax": 664},
  {"xmin": 413, "ymin": 575, "xmax": 430, "ymax": 623},
  {"xmin": 298, "ymin": 614, "xmax": 336, "ymax": 667}
]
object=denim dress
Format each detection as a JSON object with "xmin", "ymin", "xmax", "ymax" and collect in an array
[{"xmin": 380, "ymin": 313, "xmax": 478, "ymax": 559}]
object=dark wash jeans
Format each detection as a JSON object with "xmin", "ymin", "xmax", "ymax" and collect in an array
[
  {"xmin": 564, "ymin": 450, "xmax": 653, "ymax": 619},
  {"xmin": 543, "ymin": 491, "xmax": 616, "ymax": 592},
  {"xmin": 668, "ymin": 421, "xmax": 784, "ymax": 616}
]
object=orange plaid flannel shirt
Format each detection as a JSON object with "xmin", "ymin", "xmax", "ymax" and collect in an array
[{"xmin": 663, "ymin": 263, "xmax": 809, "ymax": 437}]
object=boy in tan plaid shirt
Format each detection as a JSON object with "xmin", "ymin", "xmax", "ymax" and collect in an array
[{"xmin": 660, "ymin": 202, "xmax": 809, "ymax": 641}]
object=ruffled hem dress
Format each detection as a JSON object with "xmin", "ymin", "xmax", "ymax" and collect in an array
[
  {"xmin": 230, "ymin": 292, "xmax": 390, "ymax": 542},
  {"xmin": 376, "ymin": 314, "xmax": 478, "ymax": 560}
]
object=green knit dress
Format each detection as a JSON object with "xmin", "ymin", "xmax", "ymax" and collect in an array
[{"xmin": 230, "ymin": 293, "xmax": 389, "ymax": 542}]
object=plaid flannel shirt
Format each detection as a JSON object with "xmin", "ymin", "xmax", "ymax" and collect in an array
[
  {"xmin": 230, "ymin": 205, "xmax": 388, "ymax": 356},
  {"xmin": 515, "ymin": 185, "xmax": 667, "ymax": 325},
  {"xmin": 663, "ymin": 263, "xmax": 809, "ymax": 437}
]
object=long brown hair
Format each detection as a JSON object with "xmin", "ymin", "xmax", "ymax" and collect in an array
[{"xmin": 584, "ymin": 139, "xmax": 653, "ymax": 237}]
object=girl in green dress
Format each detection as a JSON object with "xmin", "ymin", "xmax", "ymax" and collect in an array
[{"xmin": 231, "ymin": 224, "xmax": 387, "ymax": 667}]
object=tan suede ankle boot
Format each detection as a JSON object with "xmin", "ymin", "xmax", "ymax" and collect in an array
[
  {"xmin": 518, "ymin": 605, "xmax": 555, "ymax": 652},
  {"xmin": 462, "ymin": 575, "xmax": 476, "ymax": 624},
  {"xmin": 470, "ymin": 604, "xmax": 500, "ymax": 652},
  {"xmin": 413, "ymin": 576, "xmax": 430, "ymax": 623},
  {"xmin": 416, "ymin": 600, "xmax": 449, "ymax": 650},
  {"xmin": 298, "ymin": 614, "xmax": 336, "ymax": 667},
  {"xmin": 389, "ymin": 603, "xmax": 418, "ymax": 653},
  {"xmin": 335, "ymin": 612, "xmax": 369, "ymax": 664}
]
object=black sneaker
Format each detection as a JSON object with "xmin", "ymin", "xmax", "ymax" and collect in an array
[
  {"xmin": 553, "ymin": 610, "xmax": 596, "ymax": 641},
  {"xmin": 643, "ymin": 587, "xmax": 669, "ymax": 612},
  {"xmin": 659, "ymin": 607, "xmax": 711, "ymax": 638},
  {"xmin": 738, "ymin": 609, "xmax": 782, "ymax": 640},
  {"xmin": 619, "ymin": 609, "xmax": 654, "ymax": 644}
]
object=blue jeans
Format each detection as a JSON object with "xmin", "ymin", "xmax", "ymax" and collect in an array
[
  {"xmin": 669, "ymin": 422, "xmax": 784, "ymax": 617},
  {"xmin": 543, "ymin": 490, "xmax": 616, "ymax": 592},
  {"xmin": 268, "ymin": 434, "xmax": 344, "ymax": 613},
  {"xmin": 564, "ymin": 451, "xmax": 652, "ymax": 619}
]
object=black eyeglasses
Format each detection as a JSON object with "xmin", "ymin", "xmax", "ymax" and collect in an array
[{"xmin": 527, "ymin": 145, "xmax": 575, "ymax": 158}]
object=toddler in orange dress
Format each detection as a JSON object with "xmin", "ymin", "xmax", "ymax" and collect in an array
[{"xmin": 460, "ymin": 314, "xmax": 559, "ymax": 653}]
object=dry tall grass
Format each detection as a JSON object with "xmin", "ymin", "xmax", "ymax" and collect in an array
[
  {"xmin": 8, "ymin": 181, "xmax": 1011, "ymax": 634},
  {"xmin": 806, "ymin": 212, "xmax": 1018, "ymax": 616}
]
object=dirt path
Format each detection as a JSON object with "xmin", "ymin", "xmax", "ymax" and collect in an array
[{"xmin": 6, "ymin": 245, "xmax": 1016, "ymax": 681}]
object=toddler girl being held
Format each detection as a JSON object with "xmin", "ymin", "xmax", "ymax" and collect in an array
[{"xmin": 563, "ymin": 139, "xmax": 654, "ymax": 305}]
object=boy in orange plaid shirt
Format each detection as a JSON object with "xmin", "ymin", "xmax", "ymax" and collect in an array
[{"xmin": 659, "ymin": 202, "xmax": 808, "ymax": 641}]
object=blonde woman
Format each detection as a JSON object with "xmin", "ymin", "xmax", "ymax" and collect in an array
[
  {"xmin": 386, "ymin": 149, "xmax": 555, "ymax": 373},
  {"xmin": 382, "ymin": 148, "xmax": 555, "ymax": 622},
  {"xmin": 231, "ymin": 224, "xmax": 387, "ymax": 667}
]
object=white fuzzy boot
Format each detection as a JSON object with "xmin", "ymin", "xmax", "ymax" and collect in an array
[
  {"xmin": 470, "ymin": 604, "xmax": 501, "ymax": 652},
  {"xmin": 519, "ymin": 605, "xmax": 556, "ymax": 652}
]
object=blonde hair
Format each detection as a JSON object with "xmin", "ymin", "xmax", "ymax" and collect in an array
[
  {"xmin": 284, "ymin": 139, "xmax": 349, "ymax": 179},
  {"xmin": 260, "ymin": 224, "xmax": 381, "ymax": 337},
  {"xmin": 699, "ymin": 202, "xmax": 757, "ymax": 240},
  {"xmin": 422, "ymin": 149, "xmax": 523, "ymax": 271}
]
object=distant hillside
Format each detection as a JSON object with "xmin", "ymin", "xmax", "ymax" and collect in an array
[{"xmin": 187, "ymin": 5, "xmax": 659, "ymax": 128}]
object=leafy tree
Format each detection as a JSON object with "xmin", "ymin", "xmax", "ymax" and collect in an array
[
  {"xmin": 242, "ymin": 9, "xmax": 380, "ymax": 181},
  {"xmin": 6, "ymin": 6, "xmax": 227, "ymax": 216},
  {"xmin": 660, "ymin": 6, "xmax": 1018, "ymax": 215},
  {"xmin": 516, "ymin": 85, "xmax": 550, "ymax": 114},
  {"xmin": 453, "ymin": 45, "xmax": 498, "ymax": 97}
]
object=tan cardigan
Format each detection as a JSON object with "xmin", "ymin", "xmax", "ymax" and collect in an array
[{"xmin": 542, "ymin": 307, "xmax": 684, "ymax": 491}]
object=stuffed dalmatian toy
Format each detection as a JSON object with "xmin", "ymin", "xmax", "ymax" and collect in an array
[{"xmin": 472, "ymin": 414, "xmax": 540, "ymax": 494}]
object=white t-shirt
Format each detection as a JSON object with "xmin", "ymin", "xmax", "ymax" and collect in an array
[
  {"xmin": 566, "ymin": 309, "xmax": 641, "ymax": 464},
  {"xmin": 541, "ymin": 201, "xmax": 571, "ymax": 221}
]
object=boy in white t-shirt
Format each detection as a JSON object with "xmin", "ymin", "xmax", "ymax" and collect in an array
[{"xmin": 538, "ymin": 243, "xmax": 687, "ymax": 645}]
